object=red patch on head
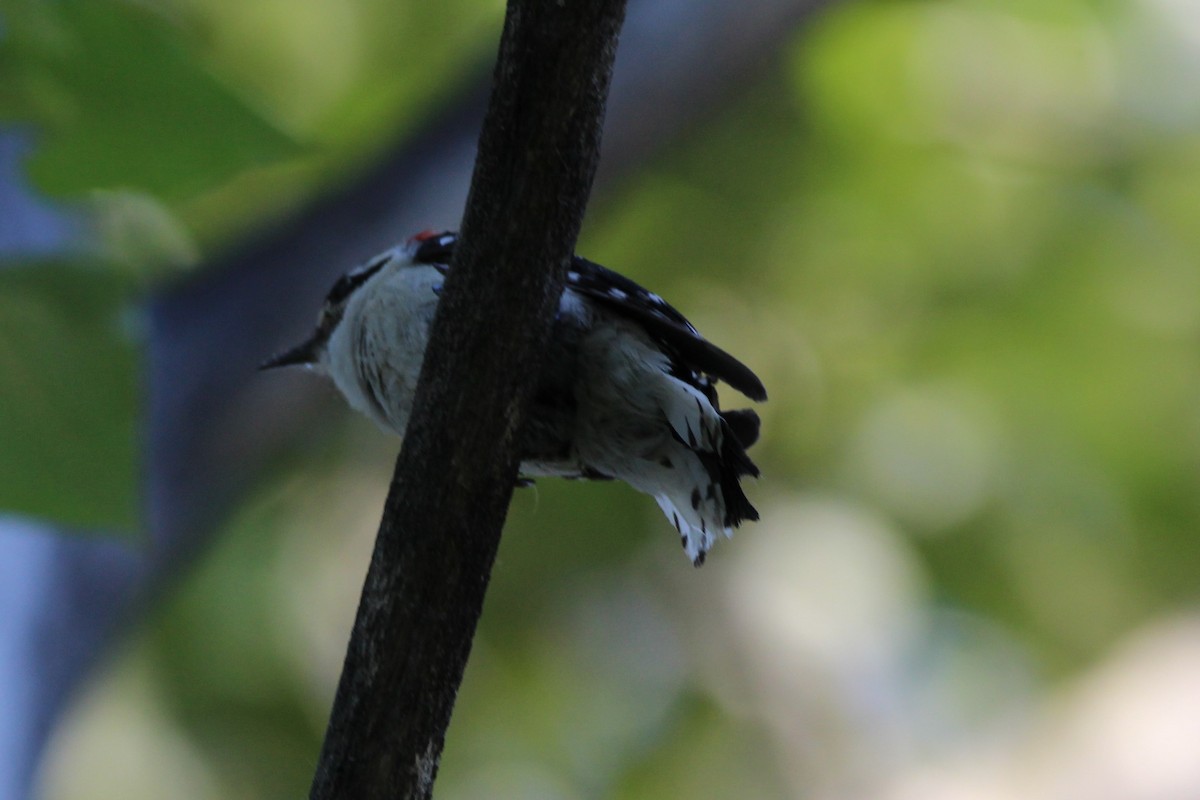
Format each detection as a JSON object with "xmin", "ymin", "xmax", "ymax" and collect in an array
[{"xmin": 407, "ymin": 229, "xmax": 439, "ymax": 245}]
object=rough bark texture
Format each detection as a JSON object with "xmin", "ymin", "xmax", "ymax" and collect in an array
[{"xmin": 307, "ymin": 2, "xmax": 628, "ymax": 798}]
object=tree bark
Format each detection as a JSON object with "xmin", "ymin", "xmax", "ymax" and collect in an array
[{"xmin": 307, "ymin": 1, "xmax": 628, "ymax": 798}]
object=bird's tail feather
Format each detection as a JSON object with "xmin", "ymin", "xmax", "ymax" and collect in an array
[{"xmin": 650, "ymin": 408, "xmax": 761, "ymax": 567}]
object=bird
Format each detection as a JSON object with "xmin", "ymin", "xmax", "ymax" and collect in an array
[{"xmin": 262, "ymin": 230, "xmax": 766, "ymax": 565}]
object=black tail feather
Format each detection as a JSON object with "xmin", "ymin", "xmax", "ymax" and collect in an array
[
  {"xmin": 692, "ymin": 416, "xmax": 761, "ymax": 529},
  {"xmin": 721, "ymin": 427, "xmax": 760, "ymax": 527},
  {"xmin": 722, "ymin": 409, "xmax": 761, "ymax": 450}
]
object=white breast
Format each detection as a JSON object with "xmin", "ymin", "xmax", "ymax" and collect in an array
[{"xmin": 326, "ymin": 264, "xmax": 442, "ymax": 435}]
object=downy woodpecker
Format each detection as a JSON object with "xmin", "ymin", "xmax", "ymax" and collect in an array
[{"xmin": 262, "ymin": 230, "xmax": 766, "ymax": 565}]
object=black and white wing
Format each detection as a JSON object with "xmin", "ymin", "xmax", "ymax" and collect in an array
[
  {"xmin": 408, "ymin": 230, "xmax": 767, "ymax": 402},
  {"xmin": 566, "ymin": 257, "xmax": 767, "ymax": 402}
]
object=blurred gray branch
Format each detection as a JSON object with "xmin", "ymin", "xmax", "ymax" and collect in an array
[{"xmin": 0, "ymin": 0, "xmax": 836, "ymax": 797}]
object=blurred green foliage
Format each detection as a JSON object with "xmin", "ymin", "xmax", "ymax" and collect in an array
[
  {"xmin": 9, "ymin": 0, "xmax": 1200, "ymax": 797},
  {"xmin": 0, "ymin": 263, "xmax": 138, "ymax": 530},
  {"xmin": 0, "ymin": 0, "xmax": 299, "ymax": 197}
]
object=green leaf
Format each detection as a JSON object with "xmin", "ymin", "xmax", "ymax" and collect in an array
[
  {"xmin": 0, "ymin": 262, "xmax": 140, "ymax": 533},
  {"xmin": 0, "ymin": 0, "xmax": 300, "ymax": 198}
]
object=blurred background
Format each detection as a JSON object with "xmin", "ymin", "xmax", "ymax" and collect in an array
[{"xmin": 2, "ymin": 0, "xmax": 1200, "ymax": 797}]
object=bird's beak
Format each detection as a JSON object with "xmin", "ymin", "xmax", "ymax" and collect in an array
[{"xmin": 259, "ymin": 336, "xmax": 320, "ymax": 370}]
